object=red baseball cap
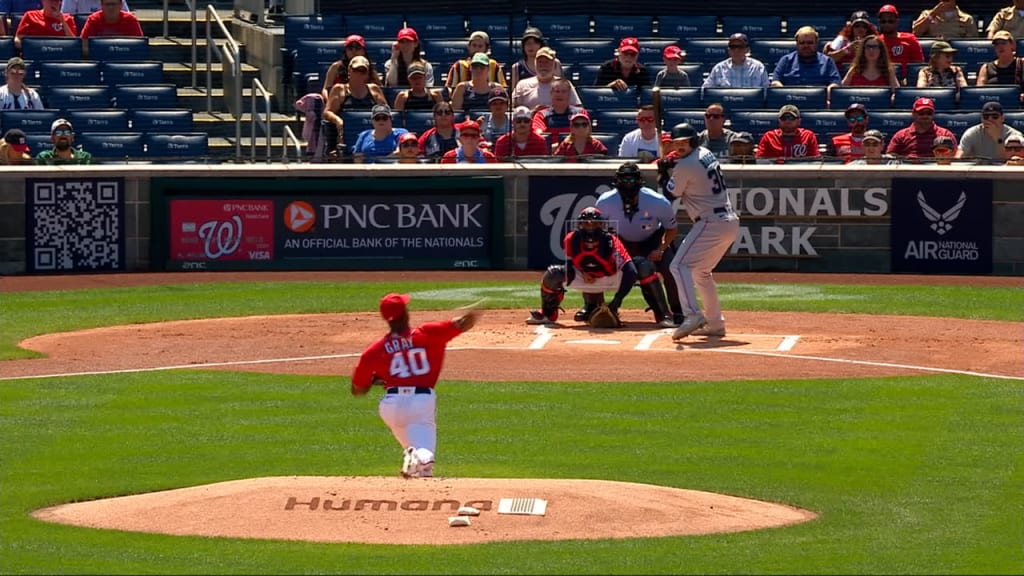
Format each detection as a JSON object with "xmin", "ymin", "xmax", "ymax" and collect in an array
[
  {"xmin": 344, "ymin": 34, "xmax": 366, "ymax": 48},
  {"xmin": 399, "ymin": 132, "xmax": 418, "ymax": 143},
  {"xmin": 913, "ymin": 97, "xmax": 935, "ymax": 112},
  {"xmin": 570, "ymin": 110, "xmax": 591, "ymax": 123},
  {"xmin": 396, "ymin": 27, "xmax": 418, "ymax": 42},
  {"xmin": 380, "ymin": 293, "xmax": 411, "ymax": 321},
  {"xmin": 662, "ymin": 45, "xmax": 685, "ymax": 60},
  {"xmin": 878, "ymin": 4, "xmax": 899, "ymax": 16},
  {"xmin": 457, "ymin": 120, "xmax": 481, "ymax": 135},
  {"xmin": 618, "ymin": 37, "xmax": 639, "ymax": 54}
]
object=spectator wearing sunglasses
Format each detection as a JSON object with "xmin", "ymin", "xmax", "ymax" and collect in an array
[
  {"xmin": 956, "ymin": 101, "xmax": 1024, "ymax": 162},
  {"xmin": 825, "ymin": 11, "xmax": 880, "ymax": 65},
  {"xmin": 698, "ymin": 103, "xmax": 736, "ymax": 158},
  {"xmin": 886, "ymin": 97, "xmax": 957, "ymax": 158},
  {"xmin": 832, "ymin": 103, "xmax": 872, "ymax": 162},
  {"xmin": 756, "ymin": 105, "xmax": 821, "ymax": 160},
  {"xmin": 617, "ymin": 105, "xmax": 661, "ymax": 161},
  {"xmin": 552, "ymin": 111, "xmax": 608, "ymax": 160},
  {"xmin": 876, "ymin": 4, "xmax": 924, "ymax": 79},
  {"xmin": 351, "ymin": 105, "xmax": 408, "ymax": 163},
  {"xmin": 440, "ymin": 120, "xmax": 498, "ymax": 163},
  {"xmin": 35, "ymin": 118, "xmax": 92, "ymax": 165},
  {"xmin": 418, "ymin": 102, "xmax": 459, "ymax": 159},
  {"xmin": 395, "ymin": 132, "xmax": 423, "ymax": 164},
  {"xmin": 976, "ymin": 30, "xmax": 1024, "ymax": 92},
  {"xmin": 703, "ymin": 33, "xmax": 769, "ymax": 88},
  {"xmin": 1002, "ymin": 132, "xmax": 1024, "ymax": 164},
  {"xmin": 986, "ymin": 0, "xmax": 1024, "ymax": 40},
  {"xmin": 769, "ymin": 26, "xmax": 842, "ymax": 87},
  {"xmin": 494, "ymin": 106, "xmax": 549, "ymax": 159},
  {"xmin": 932, "ymin": 135, "xmax": 957, "ymax": 164}
]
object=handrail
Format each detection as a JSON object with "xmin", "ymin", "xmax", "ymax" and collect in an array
[
  {"xmin": 204, "ymin": 5, "xmax": 243, "ymax": 161},
  {"xmin": 250, "ymin": 78, "xmax": 273, "ymax": 163},
  {"xmin": 282, "ymin": 126, "xmax": 304, "ymax": 164}
]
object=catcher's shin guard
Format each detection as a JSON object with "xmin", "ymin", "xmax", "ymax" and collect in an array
[
  {"xmin": 539, "ymin": 265, "xmax": 566, "ymax": 321},
  {"xmin": 639, "ymin": 277, "xmax": 672, "ymax": 322},
  {"xmin": 574, "ymin": 292, "xmax": 605, "ymax": 322}
]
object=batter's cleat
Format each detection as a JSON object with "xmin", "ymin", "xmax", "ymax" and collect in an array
[
  {"xmin": 656, "ymin": 316, "xmax": 678, "ymax": 328},
  {"xmin": 401, "ymin": 446, "xmax": 421, "ymax": 478},
  {"xmin": 691, "ymin": 324, "xmax": 726, "ymax": 337},
  {"xmin": 526, "ymin": 310, "xmax": 554, "ymax": 325},
  {"xmin": 671, "ymin": 314, "xmax": 707, "ymax": 340}
]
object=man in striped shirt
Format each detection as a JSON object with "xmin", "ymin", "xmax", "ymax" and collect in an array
[{"xmin": 702, "ymin": 33, "xmax": 770, "ymax": 88}]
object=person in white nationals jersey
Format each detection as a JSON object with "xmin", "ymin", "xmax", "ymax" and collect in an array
[{"xmin": 661, "ymin": 123, "xmax": 741, "ymax": 340}]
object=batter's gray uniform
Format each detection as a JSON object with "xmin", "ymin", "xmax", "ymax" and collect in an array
[{"xmin": 665, "ymin": 146, "xmax": 740, "ymax": 333}]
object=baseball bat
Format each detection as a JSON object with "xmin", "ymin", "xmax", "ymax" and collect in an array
[
  {"xmin": 456, "ymin": 298, "xmax": 488, "ymax": 311},
  {"xmin": 652, "ymin": 86, "xmax": 662, "ymax": 147}
]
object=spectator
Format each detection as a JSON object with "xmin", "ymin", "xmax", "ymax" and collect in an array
[
  {"xmin": 1002, "ymin": 132, "xmax": 1024, "ymax": 164},
  {"xmin": 724, "ymin": 131, "xmax": 756, "ymax": 164},
  {"xmin": 698, "ymin": 103, "xmax": 736, "ymax": 158},
  {"xmin": 392, "ymin": 63, "xmax": 443, "ymax": 111},
  {"xmin": 552, "ymin": 111, "xmax": 608, "ymax": 159},
  {"xmin": 384, "ymin": 27, "xmax": 434, "ymax": 88},
  {"xmin": 756, "ymin": 104, "xmax": 821, "ymax": 160},
  {"xmin": 977, "ymin": 30, "xmax": 1024, "ymax": 88},
  {"xmin": 0, "ymin": 128, "xmax": 32, "ymax": 165},
  {"xmin": 451, "ymin": 52, "xmax": 503, "ymax": 115},
  {"xmin": 62, "ymin": 0, "xmax": 129, "ymax": 13},
  {"xmin": 351, "ymin": 104, "xmax": 408, "ymax": 163},
  {"xmin": 877, "ymin": 4, "xmax": 925, "ymax": 79},
  {"xmin": 825, "ymin": 11, "xmax": 880, "ymax": 64},
  {"xmin": 917, "ymin": 40, "xmax": 968, "ymax": 87},
  {"xmin": 320, "ymin": 35, "xmax": 382, "ymax": 101},
  {"xmin": 511, "ymin": 27, "xmax": 563, "ymax": 87},
  {"xmin": 531, "ymin": 78, "xmax": 585, "ymax": 144},
  {"xmin": 702, "ymin": 32, "xmax": 770, "ymax": 88},
  {"xmin": 770, "ymin": 26, "xmax": 842, "ymax": 87},
  {"xmin": 395, "ymin": 132, "xmax": 422, "ymax": 164},
  {"xmin": 444, "ymin": 30, "xmax": 506, "ymax": 89},
  {"xmin": 477, "ymin": 87, "xmax": 510, "ymax": 147},
  {"xmin": 913, "ymin": 0, "xmax": 978, "ymax": 38},
  {"xmin": 440, "ymin": 120, "xmax": 498, "ymax": 163},
  {"xmin": 595, "ymin": 37, "xmax": 650, "ymax": 90},
  {"xmin": 654, "ymin": 45, "xmax": 690, "ymax": 88},
  {"xmin": 842, "ymin": 35, "xmax": 900, "ymax": 87},
  {"xmin": 987, "ymin": 0, "xmax": 1024, "ymax": 40},
  {"xmin": 886, "ymin": 97, "xmax": 958, "ymax": 158},
  {"xmin": 932, "ymin": 135, "xmax": 957, "ymax": 163},
  {"xmin": 35, "ymin": 118, "xmax": 92, "ymax": 165},
  {"xmin": 848, "ymin": 129, "xmax": 899, "ymax": 164},
  {"xmin": 79, "ymin": 0, "xmax": 143, "ymax": 43},
  {"xmin": 0, "ymin": 57, "xmax": 44, "ymax": 110},
  {"xmin": 14, "ymin": 0, "xmax": 78, "ymax": 52},
  {"xmin": 832, "ymin": 103, "xmax": 872, "ymax": 161},
  {"xmin": 321, "ymin": 55, "xmax": 388, "ymax": 158},
  {"xmin": 418, "ymin": 101, "xmax": 458, "ymax": 159},
  {"xmin": 957, "ymin": 101, "xmax": 1024, "ymax": 162},
  {"xmin": 617, "ymin": 105, "xmax": 660, "ymax": 161},
  {"xmin": 512, "ymin": 47, "xmax": 581, "ymax": 110},
  {"xmin": 494, "ymin": 106, "xmax": 549, "ymax": 159}
]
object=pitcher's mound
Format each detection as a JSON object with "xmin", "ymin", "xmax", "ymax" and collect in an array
[{"xmin": 33, "ymin": 476, "xmax": 817, "ymax": 544}]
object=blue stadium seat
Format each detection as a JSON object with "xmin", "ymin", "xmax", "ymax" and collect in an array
[
  {"xmin": 66, "ymin": 109, "xmax": 130, "ymax": 132},
  {"xmin": 662, "ymin": 109, "xmax": 707, "ymax": 131},
  {"xmin": 487, "ymin": 40, "xmax": 519, "ymax": 68},
  {"xmin": 578, "ymin": 86, "xmax": 640, "ymax": 110},
  {"xmin": 36, "ymin": 60, "xmax": 101, "ymax": 85},
  {"xmin": 829, "ymin": 87, "xmax": 893, "ymax": 111},
  {"xmin": 906, "ymin": 63, "xmax": 929, "ymax": 86},
  {"xmin": 633, "ymin": 38, "xmax": 678, "ymax": 64},
  {"xmin": 790, "ymin": 15, "xmax": 848, "ymax": 39},
  {"xmin": 892, "ymin": 87, "xmax": 957, "ymax": 110},
  {"xmin": 529, "ymin": 14, "xmax": 591, "ymax": 38},
  {"xmin": 113, "ymin": 84, "xmax": 178, "ymax": 109},
  {"xmin": 341, "ymin": 109, "xmax": 376, "ymax": 149},
  {"xmin": 591, "ymin": 131, "xmax": 622, "ymax": 153},
  {"xmin": 765, "ymin": 86, "xmax": 828, "ymax": 110},
  {"xmin": 948, "ymin": 39, "xmax": 994, "ymax": 70},
  {"xmin": 657, "ymin": 15, "xmax": 717, "ymax": 38},
  {"xmin": 24, "ymin": 132, "xmax": 53, "ymax": 154},
  {"xmin": 639, "ymin": 86, "xmax": 702, "ymax": 108},
  {"xmin": 465, "ymin": 14, "xmax": 528, "ymax": 38},
  {"xmin": 866, "ymin": 111, "xmax": 910, "ymax": 134},
  {"xmin": 958, "ymin": 86, "xmax": 1022, "ymax": 111},
  {"xmin": 404, "ymin": 14, "xmax": 466, "ymax": 39},
  {"xmin": 0, "ymin": 38, "xmax": 15, "ymax": 60},
  {"xmin": 74, "ymin": 13, "xmax": 87, "ymax": 32},
  {"xmin": 574, "ymin": 63, "xmax": 604, "ymax": 85},
  {"xmin": 283, "ymin": 14, "xmax": 344, "ymax": 55},
  {"xmin": 589, "ymin": 109, "xmax": 640, "ymax": 133},
  {"xmin": 681, "ymin": 38, "xmax": 729, "ymax": 65},
  {"xmin": 548, "ymin": 38, "xmax": 616, "ymax": 64},
  {"xmin": 800, "ymin": 111, "xmax": 846, "ymax": 134},
  {"xmin": 21, "ymin": 37, "xmax": 82, "ymax": 62},
  {"xmin": 401, "ymin": 110, "xmax": 434, "ymax": 134},
  {"xmin": 425, "ymin": 39, "xmax": 470, "ymax": 63},
  {"xmin": 646, "ymin": 63, "xmax": 703, "ymax": 86},
  {"xmin": 131, "ymin": 109, "xmax": 194, "ymax": 133},
  {"xmin": 77, "ymin": 132, "xmax": 145, "ymax": 162},
  {"xmin": 101, "ymin": 61, "xmax": 163, "ymax": 86},
  {"xmin": 363, "ymin": 39, "xmax": 396, "ymax": 68},
  {"xmin": 934, "ymin": 112, "xmax": 980, "ymax": 135},
  {"xmin": 87, "ymin": 37, "xmax": 150, "ymax": 61},
  {"xmin": 1, "ymin": 109, "xmax": 60, "ymax": 133},
  {"xmin": 144, "ymin": 133, "xmax": 209, "ymax": 162},
  {"xmin": 721, "ymin": 16, "xmax": 783, "ymax": 37},
  {"xmin": 749, "ymin": 39, "xmax": 796, "ymax": 69},
  {"xmin": 728, "ymin": 111, "xmax": 778, "ymax": 134},
  {"xmin": 290, "ymin": 39, "xmax": 344, "ymax": 83},
  {"xmin": 344, "ymin": 14, "xmax": 404, "ymax": 38},
  {"xmin": 702, "ymin": 87, "xmax": 765, "ymax": 110},
  {"xmin": 44, "ymin": 85, "xmax": 112, "ymax": 109},
  {"xmin": 592, "ymin": 15, "xmax": 654, "ymax": 38},
  {"xmin": 1002, "ymin": 111, "xmax": 1024, "ymax": 133}
]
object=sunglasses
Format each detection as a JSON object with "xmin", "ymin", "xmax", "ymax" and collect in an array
[
  {"xmin": 53, "ymin": 129, "xmax": 72, "ymax": 135},
  {"xmin": 864, "ymin": 44, "xmax": 882, "ymax": 50},
  {"xmin": 571, "ymin": 121, "xmax": 590, "ymax": 127},
  {"xmin": 983, "ymin": 113, "xmax": 1002, "ymax": 119},
  {"xmin": 993, "ymin": 39, "xmax": 1011, "ymax": 46},
  {"xmin": 349, "ymin": 67, "xmax": 367, "ymax": 73},
  {"xmin": 705, "ymin": 113, "xmax": 724, "ymax": 119},
  {"xmin": 373, "ymin": 115, "xmax": 391, "ymax": 121},
  {"xmin": 434, "ymin": 109, "xmax": 453, "ymax": 115},
  {"xmin": 514, "ymin": 117, "xmax": 531, "ymax": 123},
  {"xmin": 847, "ymin": 115, "xmax": 866, "ymax": 122},
  {"xmin": 637, "ymin": 116, "xmax": 656, "ymax": 123},
  {"xmin": 933, "ymin": 147, "xmax": 953, "ymax": 153},
  {"xmin": 400, "ymin": 141, "xmax": 419, "ymax": 148},
  {"xmin": 863, "ymin": 141, "xmax": 882, "ymax": 146},
  {"xmin": 780, "ymin": 114, "xmax": 798, "ymax": 121},
  {"xmin": 915, "ymin": 110, "xmax": 934, "ymax": 116},
  {"xmin": 728, "ymin": 44, "xmax": 745, "ymax": 49}
]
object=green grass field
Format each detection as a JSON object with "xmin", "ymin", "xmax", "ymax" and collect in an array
[{"xmin": 1, "ymin": 279, "xmax": 1022, "ymax": 575}]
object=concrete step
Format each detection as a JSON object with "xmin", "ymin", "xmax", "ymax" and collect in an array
[
  {"xmin": 136, "ymin": 8, "xmax": 244, "ymax": 39},
  {"xmin": 162, "ymin": 62, "xmax": 262, "ymax": 91},
  {"xmin": 148, "ymin": 37, "xmax": 247, "ymax": 67},
  {"xmin": 177, "ymin": 86, "xmax": 277, "ymax": 113},
  {"xmin": 193, "ymin": 110, "xmax": 300, "ymax": 138}
]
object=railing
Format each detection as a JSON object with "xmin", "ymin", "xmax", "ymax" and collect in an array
[
  {"xmin": 282, "ymin": 126, "xmax": 304, "ymax": 163},
  {"xmin": 203, "ymin": 4, "xmax": 243, "ymax": 161},
  {"xmin": 250, "ymin": 78, "xmax": 273, "ymax": 162}
]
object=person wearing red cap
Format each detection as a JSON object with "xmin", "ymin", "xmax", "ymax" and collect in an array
[
  {"xmin": 595, "ymin": 37, "xmax": 651, "ymax": 90},
  {"xmin": 319, "ymin": 34, "xmax": 381, "ymax": 101},
  {"xmin": 876, "ymin": 4, "xmax": 925, "ymax": 78},
  {"xmin": 394, "ymin": 132, "xmax": 422, "ymax": 164},
  {"xmin": 351, "ymin": 293, "xmax": 481, "ymax": 479},
  {"xmin": 384, "ymin": 27, "xmax": 435, "ymax": 88},
  {"xmin": 886, "ymin": 97, "xmax": 958, "ymax": 158},
  {"xmin": 654, "ymin": 45, "xmax": 690, "ymax": 88},
  {"xmin": 552, "ymin": 111, "xmax": 608, "ymax": 159},
  {"xmin": 439, "ymin": 120, "xmax": 498, "ymax": 163},
  {"xmin": 14, "ymin": 0, "xmax": 77, "ymax": 51},
  {"xmin": 1, "ymin": 128, "xmax": 33, "ymax": 165}
]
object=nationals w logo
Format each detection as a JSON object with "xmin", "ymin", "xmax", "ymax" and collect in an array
[{"xmin": 917, "ymin": 191, "xmax": 966, "ymax": 236}]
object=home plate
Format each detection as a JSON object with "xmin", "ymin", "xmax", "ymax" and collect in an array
[{"xmin": 565, "ymin": 339, "xmax": 621, "ymax": 345}]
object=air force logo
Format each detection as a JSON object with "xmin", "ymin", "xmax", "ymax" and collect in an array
[{"xmin": 917, "ymin": 191, "xmax": 966, "ymax": 235}]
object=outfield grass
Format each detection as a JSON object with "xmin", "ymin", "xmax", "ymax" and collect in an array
[{"xmin": 1, "ymin": 279, "xmax": 1022, "ymax": 574}]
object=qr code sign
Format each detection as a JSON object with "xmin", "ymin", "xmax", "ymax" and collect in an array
[{"xmin": 27, "ymin": 178, "xmax": 125, "ymax": 273}]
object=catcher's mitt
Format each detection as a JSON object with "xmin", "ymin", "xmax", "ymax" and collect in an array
[{"xmin": 588, "ymin": 304, "xmax": 622, "ymax": 329}]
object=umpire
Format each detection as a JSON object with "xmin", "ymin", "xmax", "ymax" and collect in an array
[{"xmin": 595, "ymin": 161, "xmax": 680, "ymax": 327}]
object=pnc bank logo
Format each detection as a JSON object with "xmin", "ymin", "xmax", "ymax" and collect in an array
[{"xmin": 284, "ymin": 201, "xmax": 316, "ymax": 232}]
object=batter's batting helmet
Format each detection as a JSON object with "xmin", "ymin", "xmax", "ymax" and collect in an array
[{"xmin": 671, "ymin": 123, "xmax": 699, "ymax": 147}]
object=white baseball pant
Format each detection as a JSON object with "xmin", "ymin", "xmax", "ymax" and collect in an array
[
  {"xmin": 669, "ymin": 213, "xmax": 740, "ymax": 329},
  {"xmin": 378, "ymin": 387, "xmax": 436, "ymax": 466}
]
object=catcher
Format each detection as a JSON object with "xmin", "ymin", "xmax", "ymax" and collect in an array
[{"xmin": 526, "ymin": 206, "xmax": 637, "ymax": 328}]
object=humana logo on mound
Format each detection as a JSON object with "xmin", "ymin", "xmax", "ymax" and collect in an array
[{"xmin": 284, "ymin": 497, "xmax": 493, "ymax": 512}]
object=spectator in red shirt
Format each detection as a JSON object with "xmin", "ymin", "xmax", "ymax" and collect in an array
[
  {"xmin": 552, "ymin": 111, "xmax": 608, "ymax": 159},
  {"xmin": 832, "ymin": 103, "xmax": 872, "ymax": 161},
  {"xmin": 531, "ymin": 78, "xmax": 585, "ymax": 145},
  {"xmin": 876, "ymin": 4, "xmax": 925, "ymax": 80},
  {"xmin": 440, "ymin": 120, "xmax": 498, "ymax": 163},
  {"xmin": 495, "ymin": 106, "xmax": 549, "ymax": 159},
  {"xmin": 886, "ymin": 97, "xmax": 958, "ymax": 158},
  {"xmin": 80, "ymin": 0, "xmax": 143, "ymax": 43},
  {"xmin": 756, "ymin": 105, "xmax": 821, "ymax": 160},
  {"xmin": 14, "ymin": 0, "xmax": 78, "ymax": 52}
]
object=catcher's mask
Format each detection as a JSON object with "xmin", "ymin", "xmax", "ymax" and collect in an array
[
  {"xmin": 614, "ymin": 161, "xmax": 643, "ymax": 204},
  {"xmin": 577, "ymin": 206, "xmax": 606, "ymax": 243}
]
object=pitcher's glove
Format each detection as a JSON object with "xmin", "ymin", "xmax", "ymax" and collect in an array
[{"xmin": 589, "ymin": 304, "xmax": 622, "ymax": 329}]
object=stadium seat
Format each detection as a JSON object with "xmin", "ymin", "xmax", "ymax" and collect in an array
[
  {"xmin": 656, "ymin": 15, "xmax": 717, "ymax": 38},
  {"xmin": 646, "ymin": 63, "xmax": 703, "ymax": 86},
  {"xmin": 866, "ymin": 111, "xmax": 910, "ymax": 134},
  {"xmin": 948, "ymin": 39, "xmax": 994, "ymax": 71},
  {"xmin": 800, "ymin": 111, "xmax": 846, "ymax": 134},
  {"xmin": 662, "ymin": 109, "xmax": 707, "ymax": 131},
  {"xmin": 721, "ymin": 16, "xmax": 783, "ymax": 37},
  {"xmin": 574, "ymin": 63, "xmax": 604, "ymax": 85},
  {"xmin": 101, "ymin": 61, "xmax": 163, "ymax": 86},
  {"xmin": 424, "ymin": 39, "xmax": 469, "ymax": 63},
  {"xmin": 487, "ymin": 40, "xmax": 519, "ymax": 68},
  {"xmin": 749, "ymin": 39, "xmax": 796, "ymax": 69},
  {"xmin": 906, "ymin": 63, "xmax": 928, "ymax": 85},
  {"xmin": 790, "ymin": 14, "xmax": 847, "ymax": 39},
  {"xmin": 43, "ymin": 85, "xmax": 112, "ymax": 109},
  {"xmin": 681, "ymin": 39, "xmax": 729, "ymax": 65},
  {"xmin": 113, "ymin": 84, "xmax": 178, "ymax": 109},
  {"xmin": 341, "ymin": 109, "xmax": 376, "ymax": 149},
  {"xmin": 548, "ymin": 38, "xmax": 616, "ymax": 64},
  {"xmin": 529, "ymin": 14, "xmax": 591, "ymax": 38},
  {"xmin": 639, "ymin": 86, "xmax": 702, "ymax": 108},
  {"xmin": 633, "ymin": 38, "xmax": 679, "ymax": 64},
  {"xmin": 958, "ymin": 86, "xmax": 1021, "ymax": 111},
  {"xmin": 592, "ymin": 15, "xmax": 654, "ymax": 38},
  {"xmin": 465, "ymin": 14, "xmax": 528, "ymax": 38},
  {"xmin": 765, "ymin": 86, "xmax": 829, "ymax": 110},
  {"xmin": 591, "ymin": 131, "xmax": 622, "ymax": 153},
  {"xmin": 21, "ymin": 37, "xmax": 82, "ymax": 62},
  {"xmin": 401, "ymin": 110, "xmax": 435, "ymax": 134},
  {"xmin": 24, "ymin": 132, "xmax": 53, "ymax": 154},
  {"xmin": 893, "ymin": 87, "xmax": 957, "ymax": 110},
  {"xmin": 283, "ymin": 14, "xmax": 344, "ymax": 55},
  {"xmin": 728, "ymin": 110, "xmax": 778, "ymax": 134},
  {"xmin": 290, "ymin": 39, "xmax": 344, "ymax": 87},
  {"xmin": 403, "ymin": 14, "xmax": 466, "ymax": 39},
  {"xmin": 35, "ymin": 61, "xmax": 101, "ymax": 85},
  {"xmin": 578, "ymin": 86, "xmax": 640, "ymax": 110},
  {"xmin": 363, "ymin": 40, "xmax": 396, "ymax": 67},
  {"xmin": 702, "ymin": 87, "xmax": 765, "ymax": 110},
  {"xmin": 1002, "ymin": 111, "xmax": 1024, "ymax": 133},
  {"xmin": 76, "ymin": 132, "xmax": 145, "ymax": 162},
  {"xmin": 144, "ymin": 133, "xmax": 209, "ymax": 162},
  {"xmin": 0, "ymin": 37, "xmax": 16, "ymax": 61},
  {"xmin": 131, "ymin": 109, "xmax": 194, "ymax": 133},
  {"xmin": 829, "ymin": 87, "xmax": 893, "ymax": 111},
  {"xmin": 1, "ymin": 109, "xmax": 61, "ymax": 133},
  {"xmin": 87, "ymin": 37, "xmax": 150, "ymax": 61},
  {"xmin": 66, "ymin": 109, "xmax": 130, "ymax": 132},
  {"xmin": 589, "ymin": 109, "xmax": 641, "ymax": 133},
  {"xmin": 344, "ymin": 14, "xmax": 404, "ymax": 38},
  {"xmin": 934, "ymin": 112, "xmax": 980, "ymax": 135}
]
